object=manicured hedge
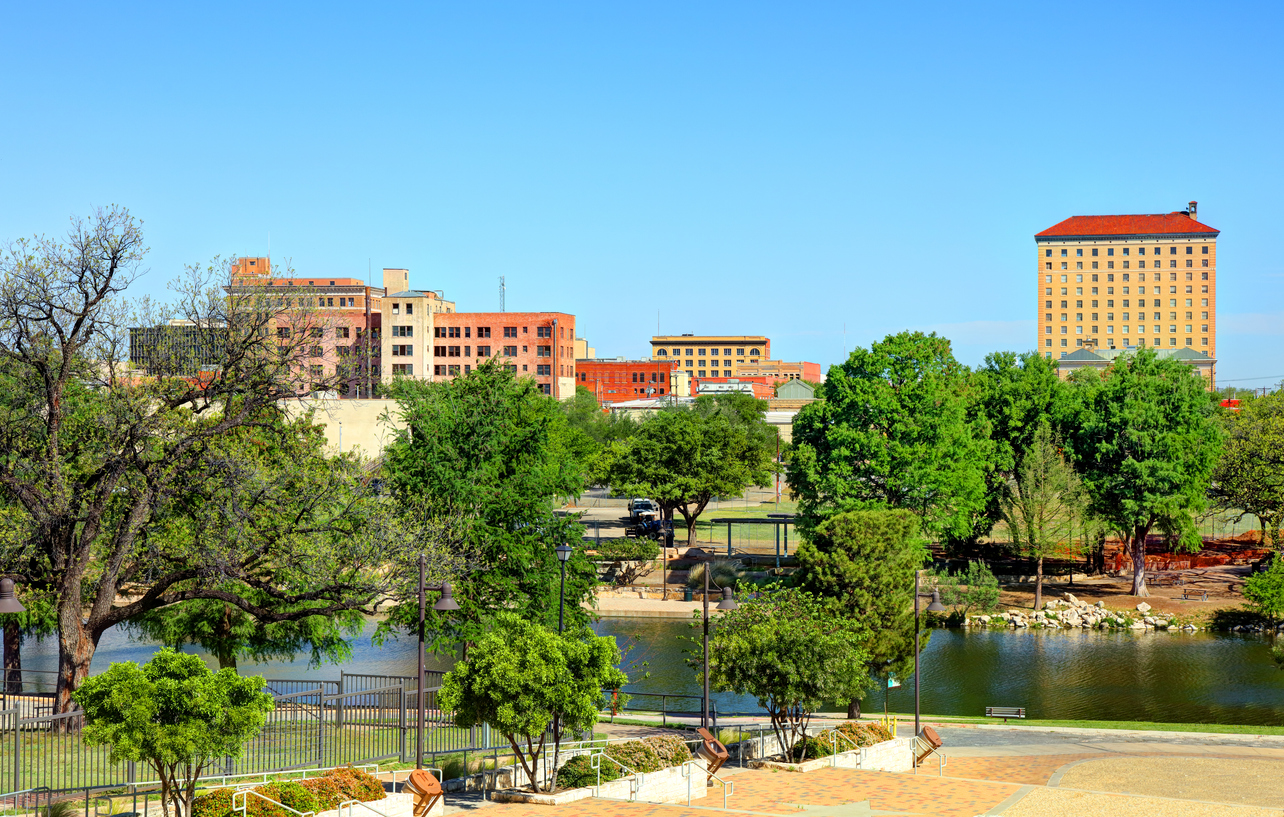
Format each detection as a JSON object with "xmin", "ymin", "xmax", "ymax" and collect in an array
[{"xmin": 192, "ymin": 766, "xmax": 385, "ymax": 817}]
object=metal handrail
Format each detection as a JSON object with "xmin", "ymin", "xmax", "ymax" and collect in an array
[
  {"xmin": 233, "ymin": 788, "xmax": 316, "ymax": 817},
  {"xmin": 591, "ymin": 753, "xmax": 643, "ymax": 800},
  {"xmin": 828, "ymin": 729, "xmax": 861, "ymax": 766},
  {"xmin": 912, "ymin": 736, "xmax": 946, "ymax": 777},
  {"xmin": 680, "ymin": 760, "xmax": 732, "ymax": 808},
  {"xmin": 339, "ymin": 798, "xmax": 395, "ymax": 817}
]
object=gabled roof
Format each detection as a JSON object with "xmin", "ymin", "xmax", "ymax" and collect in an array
[
  {"xmin": 1061, "ymin": 348, "xmax": 1107, "ymax": 361},
  {"xmin": 1036, "ymin": 213, "xmax": 1219, "ymax": 238}
]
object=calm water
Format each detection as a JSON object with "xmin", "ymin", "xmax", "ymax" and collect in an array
[
  {"xmin": 18, "ymin": 616, "xmax": 1284, "ymax": 726},
  {"xmin": 591, "ymin": 617, "xmax": 1284, "ymax": 727}
]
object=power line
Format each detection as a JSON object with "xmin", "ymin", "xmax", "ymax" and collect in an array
[{"xmin": 1218, "ymin": 374, "xmax": 1284, "ymax": 383}]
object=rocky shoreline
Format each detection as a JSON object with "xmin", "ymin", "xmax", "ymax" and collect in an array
[{"xmin": 964, "ymin": 593, "xmax": 1225, "ymax": 632}]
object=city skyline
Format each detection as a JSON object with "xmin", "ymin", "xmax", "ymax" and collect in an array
[{"xmin": 3, "ymin": 2, "xmax": 1281, "ymax": 385}]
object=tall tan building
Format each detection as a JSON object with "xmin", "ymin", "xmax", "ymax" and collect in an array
[
  {"xmin": 1035, "ymin": 202, "xmax": 1219, "ymax": 364},
  {"xmin": 649, "ymin": 335, "xmax": 772, "ymax": 381}
]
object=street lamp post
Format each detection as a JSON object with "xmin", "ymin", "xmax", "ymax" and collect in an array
[
  {"xmin": 913, "ymin": 570, "xmax": 946, "ymax": 735},
  {"xmin": 416, "ymin": 554, "xmax": 460, "ymax": 770},
  {"xmin": 0, "ymin": 578, "xmax": 24, "ymax": 696},
  {"xmin": 555, "ymin": 543, "xmax": 573, "ymax": 634},
  {"xmin": 702, "ymin": 564, "xmax": 738, "ymax": 730}
]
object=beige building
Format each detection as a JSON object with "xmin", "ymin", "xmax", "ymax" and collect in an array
[
  {"xmin": 650, "ymin": 335, "xmax": 771, "ymax": 381},
  {"xmin": 379, "ymin": 268, "xmax": 457, "ymax": 382},
  {"xmin": 1035, "ymin": 203, "xmax": 1219, "ymax": 370}
]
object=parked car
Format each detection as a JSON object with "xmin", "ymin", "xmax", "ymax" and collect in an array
[{"xmin": 628, "ymin": 498, "xmax": 660, "ymax": 520}]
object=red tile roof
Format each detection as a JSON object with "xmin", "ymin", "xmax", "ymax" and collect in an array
[{"xmin": 1036, "ymin": 213, "xmax": 1219, "ymax": 238}]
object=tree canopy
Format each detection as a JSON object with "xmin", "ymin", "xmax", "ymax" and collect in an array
[
  {"xmin": 75, "ymin": 649, "xmax": 273, "ymax": 817},
  {"xmin": 594, "ymin": 405, "xmax": 773, "ymax": 545},
  {"xmin": 788, "ymin": 331, "xmax": 991, "ymax": 544},
  {"xmin": 382, "ymin": 360, "xmax": 596, "ymax": 645},
  {"xmin": 793, "ymin": 509, "xmax": 925, "ymax": 717},
  {"xmin": 1065, "ymin": 347, "xmax": 1223, "ymax": 596},
  {"xmin": 705, "ymin": 586, "xmax": 867, "ymax": 762},
  {"xmin": 438, "ymin": 613, "xmax": 626, "ymax": 792},
  {"xmin": 1211, "ymin": 390, "xmax": 1284, "ymax": 547}
]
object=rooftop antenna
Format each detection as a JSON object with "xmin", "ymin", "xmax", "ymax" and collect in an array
[{"xmin": 499, "ymin": 276, "xmax": 506, "ymax": 312}]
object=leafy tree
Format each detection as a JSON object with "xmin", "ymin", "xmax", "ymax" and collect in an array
[
  {"xmin": 595, "ymin": 409, "xmax": 773, "ymax": 545},
  {"xmin": 973, "ymin": 351, "xmax": 1067, "ymax": 545},
  {"xmin": 1065, "ymin": 347, "xmax": 1223, "ymax": 597},
  {"xmin": 693, "ymin": 392, "xmax": 778, "ymax": 452},
  {"xmin": 74, "ymin": 649, "xmax": 273, "ymax": 817},
  {"xmin": 437, "ymin": 613, "xmax": 626, "ymax": 792},
  {"xmin": 1243, "ymin": 558, "xmax": 1284, "ymax": 628},
  {"xmin": 788, "ymin": 332, "xmax": 991, "ymax": 544},
  {"xmin": 705, "ymin": 586, "xmax": 867, "ymax": 762},
  {"xmin": 1211, "ymin": 391, "xmax": 1284, "ymax": 546},
  {"xmin": 0, "ymin": 209, "xmax": 406, "ymax": 711},
  {"xmin": 589, "ymin": 538, "xmax": 661, "ymax": 587},
  {"xmin": 932, "ymin": 560, "xmax": 1000, "ymax": 616},
  {"xmin": 382, "ymin": 361, "xmax": 596, "ymax": 646},
  {"xmin": 1001, "ymin": 423, "xmax": 1085, "ymax": 609},
  {"xmin": 123, "ymin": 594, "xmax": 364, "ymax": 670},
  {"xmin": 794, "ymin": 509, "xmax": 925, "ymax": 718}
]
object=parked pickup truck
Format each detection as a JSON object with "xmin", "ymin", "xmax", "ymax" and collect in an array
[{"xmin": 627, "ymin": 498, "xmax": 660, "ymax": 520}]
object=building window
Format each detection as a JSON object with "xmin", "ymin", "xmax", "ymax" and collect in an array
[
  {"xmin": 391, "ymin": 344, "xmax": 413, "ymax": 356},
  {"xmin": 1076, "ymin": 249, "xmax": 1083, "ymax": 256},
  {"xmin": 477, "ymin": 345, "xmax": 491, "ymax": 357},
  {"xmin": 537, "ymin": 364, "xmax": 551, "ymax": 376},
  {"xmin": 393, "ymin": 326, "xmax": 413, "ymax": 337},
  {"xmin": 750, "ymin": 348, "xmax": 761, "ymax": 356},
  {"xmin": 504, "ymin": 327, "xmax": 517, "ymax": 338},
  {"xmin": 698, "ymin": 348, "xmax": 706, "ymax": 356},
  {"xmin": 503, "ymin": 345, "xmax": 517, "ymax": 356},
  {"xmin": 1077, "ymin": 262, "xmax": 1083, "ymax": 270},
  {"xmin": 535, "ymin": 345, "xmax": 551, "ymax": 357},
  {"xmin": 1092, "ymin": 262, "xmax": 1099, "ymax": 269},
  {"xmin": 477, "ymin": 327, "xmax": 491, "ymax": 338},
  {"xmin": 447, "ymin": 346, "xmax": 460, "ymax": 357},
  {"xmin": 392, "ymin": 363, "xmax": 413, "ymax": 376},
  {"xmin": 1061, "ymin": 262, "xmax": 1067, "ymax": 269},
  {"xmin": 1060, "ymin": 339, "xmax": 1067, "ymax": 346},
  {"xmin": 1045, "ymin": 249, "xmax": 1052, "ymax": 257},
  {"xmin": 698, "ymin": 370, "xmax": 706, "ymax": 377},
  {"xmin": 657, "ymin": 349, "xmax": 668, "ymax": 356},
  {"xmin": 536, "ymin": 326, "xmax": 552, "ymax": 338},
  {"xmin": 1061, "ymin": 249, "xmax": 1068, "ymax": 257}
]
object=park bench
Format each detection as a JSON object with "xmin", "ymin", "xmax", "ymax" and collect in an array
[
  {"xmin": 985, "ymin": 706, "xmax": 1026, "ymax": 722},
  {"xmin": 1182, "ymin": 588, "xmax": 1209, "ymax": 601}
]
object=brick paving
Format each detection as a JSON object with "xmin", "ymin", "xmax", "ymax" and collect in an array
[{"xmin": 938, "ymin": 752, "xmax": 1113, "ymax": 786}]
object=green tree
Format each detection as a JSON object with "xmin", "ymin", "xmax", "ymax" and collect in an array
[
  {"xmin": 787, "ymin": 332, "xmax": 991, "ymax": 544},
  {"xmin": 1211, "ymin": 391, "xmax": 1284, "ymax": 547},
  {"xmin": 1001, "ymin": 423, "xmax": 1084, "ymax": 610},
  {"xmin": 0, "ymin": 209, "xmax": 407, "ymax": 711},
  {"xmin": 437, "ymin": 613, "xmax": 626, "ymax": 792},
  {"xmin": 1243, "ymin": 558, "xmax": 1284, "ymax": 628},
  {"xmin": 932, "ymin": 560, "xmax": 1000, "ymax": 616},
  {"xmin": 596, "ymin": 408, "xmax": 773, "ymax": 545},
  {"xmin": 974, "ymin": 351, "xmax": 1067, "ymax": 545},
  {"xmin": 123, "ymin": 593, "xmax": 364, "ymax": 670},
  {"xmin": 1066, "ymin": 348, "xmax": 1223, "ymax": 597},
  {"xmin": 382, "ymin": 361, "xmax": 596, "ymax": 646},
  {"xmin": 74, "ymin": 649, "xmax": 273, "ymax": 817},
  {"xmin": 705, "ymin": 586, "xmax": 868, "ymax": 762},
  {"xmin": 793, "ymin": 509, "xmax": 925, "ymax": 718}
]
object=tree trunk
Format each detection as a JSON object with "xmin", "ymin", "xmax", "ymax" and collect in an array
[
  {"xmin": 3, "ymin": 619, "xmax": 21, "ymax": 694},
  {"xmin": 846, "ymin": 698, "xmax": 861, "ymax": 719},
  {"xmin": 55, "ymin": 590, "xmax": 96, "ymax": 715},
  {"xmin": 1129, "ymin": 525, "xmax": 1150, "ymax": 597},
  {"xmin": 686, "ymin": 517, "xmax": 697, "ymax": 547},
  {"xmin": 1034, "ymin": 556, "xmax": 1043, "ymax": 611}
]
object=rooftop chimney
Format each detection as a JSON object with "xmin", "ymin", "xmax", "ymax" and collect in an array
[{"xmin": 1188, "ymin": 201, "xmax": 1198, "ymax": 221}]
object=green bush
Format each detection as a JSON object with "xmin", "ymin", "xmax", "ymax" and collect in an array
[
  {"xmin": 323, "ymin": 766, "xmax": 386, "ymax": 802},
  {"xmin": 830, "ymin": 720, "xmax": 893, "ymax": 747},
  {"xmin": 556, "ymin": 754, "xmax": 620, "ymax": 789},
  {"xmin": 641, "ymin": 735, "xmax": 691, "ymax": 768},
  {"xmin": 790, "ymin": 736, "xmax": 832, "ymax": 760},
  {"xmin": 300, "ymin": 777, "xmax": 343, "ymax": 812},
  {"xmin": 191, "ymin": 789, "xmax": 234, "ymax": 817},
  {"xmin": 604, "ymin": 739, "xmax": 663, "ymax": 773}
]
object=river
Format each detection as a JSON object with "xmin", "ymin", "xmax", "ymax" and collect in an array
[{"xmin": 15, "ymin": 617, "xmax": 1284, "ymax": 726}]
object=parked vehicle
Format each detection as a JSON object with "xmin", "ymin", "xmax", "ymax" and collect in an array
[{"xmin": 628, "ymin": 497, "xmax": 660, "ymax": 520}]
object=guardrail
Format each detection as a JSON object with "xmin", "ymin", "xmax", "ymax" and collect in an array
[{"xmin": 234, "ymin": 788, "xmax": 316, "ymax": 817}]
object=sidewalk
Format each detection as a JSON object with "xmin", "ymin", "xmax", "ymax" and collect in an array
[{"xmin": 589, "ymin": 597, "xmax": 706, "ymax": 618}]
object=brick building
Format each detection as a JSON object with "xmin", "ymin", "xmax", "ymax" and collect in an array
[
  {"xmin": 576, "ymin": 359, "xmax": 684, "ymax": 404},
  {"xmin": 428, "ymin": 311, "xmax": 577, "ymax": 398},
  {"xmin": 735, "ymin": 359, "xmax": 822, "ymax": 385},
  {"xmin": 692, "ymin": 376, "xmax": 774, "ymax": 399}
]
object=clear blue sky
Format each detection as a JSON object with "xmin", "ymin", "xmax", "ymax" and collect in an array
[{"xmin": 3, "ymin": 2, "xmax": 1281, "ymax": 386}]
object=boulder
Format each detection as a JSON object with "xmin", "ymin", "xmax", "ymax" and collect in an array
[
  {"xmin": 1065, "ymin": 593, "xmax": 1081, "ymax": 607},
  {"xmin": 1136, "ymin": 602, "xmax": 1152, "ymax": 613},
  {"xmin": 1095, "ymin": 600, "xmax": 1106, "ymax": 608}
]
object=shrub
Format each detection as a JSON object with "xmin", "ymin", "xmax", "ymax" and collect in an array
[
  {"xmin": 191, "ymin": 789, "xmax": 234, "ymax": 817},
  {"xmin": 641, "ymin": 735, "xmax": 691, "ymax": 768},
  {"xmin": 604, "ymin": 740, "xmax": 663, "ymax": 773},
  {"xmin": 790, "ymin": 736, "xmax": 832, "ymax": 761},
  {"xmin": 831, "ymin": 720, "xmax": 893, "ymax": 747},
  {"xmin": 300, "ymin": 777, "xmax": 343, "ymax": 812},
  {"xmin": 323, "ymin": 766, "xmax": 386, "ymax": 803},
  {"xmin": 556, "ymin": 754, "xmax": 620, "ymax": 790}
]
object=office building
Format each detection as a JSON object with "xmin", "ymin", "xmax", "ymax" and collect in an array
[{"xmin": 576, "ymin": 358, "xmax": 685, "ymax": 404}]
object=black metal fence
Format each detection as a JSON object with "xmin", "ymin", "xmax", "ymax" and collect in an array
[{"xmin": 0, "ymin": 671, "xmax": 494, "ymax": 797}]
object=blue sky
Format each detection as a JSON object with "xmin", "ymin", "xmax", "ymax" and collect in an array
[{"xmin": 3, "ymin": 1, "xmax": 1281, "ymax": 386}]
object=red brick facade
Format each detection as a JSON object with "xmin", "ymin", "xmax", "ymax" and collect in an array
[
  {"xmin": 691, "ymin": 376, "xmax": 775, "ymax": 399},
  {"xmin": 576, "ymin": 359, "xmax": 680, "ymax": 403},
  {"xmin": 431, "ymin": 311, "xmax": 576, "ymax": 399}
]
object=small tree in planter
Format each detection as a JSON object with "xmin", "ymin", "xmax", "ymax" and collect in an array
[
  {"xmin": 705, "ymin": 586, "xmax": 868, "ymax": 763},
  {"xmin": 74, "ymin": 649, "xmax": 273, "ymax": 817},
  {"xmin": 438, "ymin": 613, "xmax": 626, "ymax": 792}
]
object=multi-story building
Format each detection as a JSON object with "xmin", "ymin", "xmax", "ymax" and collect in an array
[
  {"xmin": 734, "ymin": 359, "xmax": 822, "ymax": 385},
  {"xmin": 576, "ymin": 358, "xmax": 685, "ymax": 404},
  {"xmin": 650, "ymin": 335, "xmax": 772, "ymax": 381},
  {"xmin": 1035, "ymin": 202, "xmax": 1219, "ymax": 366},
  {"xmin": 695, "ymin": 378, "xmax": 774, "ymax": 399},
  {"xmin": 426, "ymin": 311, "xmax": 577, "ymax": 398}
]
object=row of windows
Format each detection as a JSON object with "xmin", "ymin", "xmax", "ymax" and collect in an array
[
  {"xmin": 1048, "ymin": 246, "xmax": 1209, "ymax": 257},
  {"xmin": 277, "ymin": 326, "xmax": 366, "ymax": 338},
  {"xmin": 1048, "ymin": 312, "xmax": 1210, "ymax": 322},
  {"xmin": 308, "ymin": 364, "xmax": 381, "ymax": 378},
  {"xmin": 687, "ymin": 370, "xmax": 734, "ymax": 378},
  {"xmin": 1047, "ymin": 300, "xmax": 1206, "ymax": 312},
  {"xmin": 1050, "ymin": 324, "xmax": 1209, "ymax": 334},
  {"xmin": 295, "ymin": 345, "xmax": 384, "ymax": 358},
  {"xmin": 1046, "ymin": 337, "xmax": 1209, "ymax": 348},
  {"xmin": 1047, "ymin": 272, "xmax": 1210, "ymax": 284},
  {"xmin": 311, "ymin": 296, "xmax": 359, "ymax": 307},
  {"xmin": 580, "ymin": 372, "xmax": 670, "ymax": 383},
  {"xmin": 434, "ymin": 326, "xmax": 494, "ymax": 338},
  {"xmin": 1050, "ymin": 285, "xmax": 1209, "ymax": 297},
  {"xmin": 432, "ymin": 345, "xmax": 496, "ymax": 357},
  {"xmin": 1050, "ymin": 259, "xmax": 1208, "ymax": 270},
  {"xmin": 656, "ymin": 347, "xmax": 762, "ymax": 357}
]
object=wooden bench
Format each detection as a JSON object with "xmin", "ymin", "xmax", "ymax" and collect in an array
[
  {"xmin": 1182, "ymin": 588, "xmax": 1209, "ymax": 601},
  {"xmin": 985, "ymin": 706, "xmax": 1026, "ymax": 722}
]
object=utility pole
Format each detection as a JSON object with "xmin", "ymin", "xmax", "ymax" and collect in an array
[{"xmin": 499, "ymin": 276, "xmax": 505, "ymax": 312}]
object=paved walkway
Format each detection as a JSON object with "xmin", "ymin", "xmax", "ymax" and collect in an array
[{"xmin": 442, "ymin": 724, "xmax": 1284, "ymax": 816}]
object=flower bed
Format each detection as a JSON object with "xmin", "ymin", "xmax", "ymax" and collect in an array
[
  {"xmin": 491, "ymin": 735, "xmax": 705, "ymax": 805},
  {"xmin": 193, "ymin": 766, "xmax": 386, "ymax": 817}
]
